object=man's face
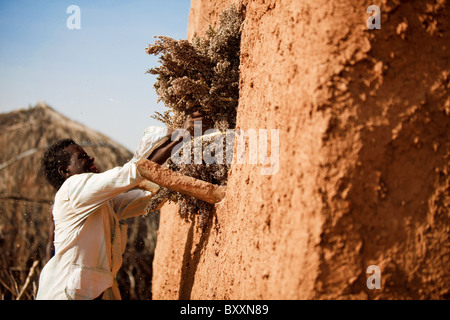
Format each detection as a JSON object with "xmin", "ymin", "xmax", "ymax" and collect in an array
[{"xmin": 61, "ymin": 144, "xmax": 99, "ymax": 178}]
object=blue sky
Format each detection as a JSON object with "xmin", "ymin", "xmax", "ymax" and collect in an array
[{"xmin": 0, "ymin": 0, "xmax": 191, "ymax": 151}]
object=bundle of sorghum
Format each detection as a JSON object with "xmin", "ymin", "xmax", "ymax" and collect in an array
[{"xmin": 144, "ymin": 5, "xmax": 244, "ymax": 228}]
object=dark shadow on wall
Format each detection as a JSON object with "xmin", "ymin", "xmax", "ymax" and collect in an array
[{"xmin": 178, "ymin": 207, "xmax": 216, "ymax": 300}]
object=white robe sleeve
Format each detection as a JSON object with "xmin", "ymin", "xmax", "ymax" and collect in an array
[
  {"xmin": 111, "ymin": 189, "xmax": 153, "ymax": 220},
  {"xmin": 64, "ymin": 126, "xmax": 168, "ymax": 219}
]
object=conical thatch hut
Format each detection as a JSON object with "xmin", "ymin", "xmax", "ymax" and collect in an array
[{"xmin": 0, "ymin": 102, "xmax": 158, "ymax": 299}]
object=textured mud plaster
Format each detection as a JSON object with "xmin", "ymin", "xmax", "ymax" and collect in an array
[{"xmin": 152, "ymin": 0, "xmax": 449, "ymax": 299}]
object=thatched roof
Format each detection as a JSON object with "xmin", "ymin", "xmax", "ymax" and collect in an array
[
  {"xmin": 0, "ymin": 102, "xmax": 156, "ymax": 299},
  {"xmin": 0, "ymin": 102, "xmax": 132, "ymax": 200}
]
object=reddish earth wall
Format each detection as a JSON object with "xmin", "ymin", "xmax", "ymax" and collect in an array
[{"xmin": 152, "ymin": 0, "xmax": 449, "ymax": 299}]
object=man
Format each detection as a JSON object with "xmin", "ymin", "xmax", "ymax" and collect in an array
[{"xmin": 37, "ymin": 112, "xmax": 204, "ymax": 300}]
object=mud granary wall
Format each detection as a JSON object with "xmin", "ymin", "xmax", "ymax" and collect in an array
[{"xmin": 152, "ymin": 0, "xmax": 449, "ymax": 299}]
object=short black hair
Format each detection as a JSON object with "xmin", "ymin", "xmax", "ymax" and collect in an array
[{"xmin": 42, "ymin": 139, "xmax": 76, "ymax": 189}]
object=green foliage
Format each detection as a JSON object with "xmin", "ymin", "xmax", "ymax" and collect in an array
[{"xmin": 145, "ymin": 5, "xmax": 244, "ymax": 228}]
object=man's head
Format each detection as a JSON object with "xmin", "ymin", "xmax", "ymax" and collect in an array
[{"xmin": 42, "ymin": 139, "xmax": 98, "ymax": 189}]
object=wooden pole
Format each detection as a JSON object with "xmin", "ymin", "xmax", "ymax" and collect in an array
[
  {"xmin": 16, "ymin": 260, "xmax": 39, "ymax": 300},
  {"xmin": 136, "ymin": 159, "xmax": 226, "ymax": 204}
]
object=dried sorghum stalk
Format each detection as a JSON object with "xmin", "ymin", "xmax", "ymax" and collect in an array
[{"xmin": 144, "ymin": 4, "xmax": 244, "ymax": 229}]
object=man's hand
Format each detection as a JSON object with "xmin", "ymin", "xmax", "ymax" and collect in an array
[
  {"xmin": 147, "ymin": 110, "xmax": 213, "ymax": 165},
  {"xmin": 179, "ymin": 110, "xmax": 213, "ymax": 137}
]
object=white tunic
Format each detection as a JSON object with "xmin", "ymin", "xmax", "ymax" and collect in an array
[{"xmin": 36, "ymin": 126, "xmax": 168, "ymax": 300}]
